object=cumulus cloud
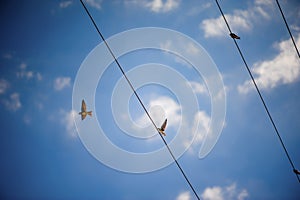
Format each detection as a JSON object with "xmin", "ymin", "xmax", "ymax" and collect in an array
[
  {"xmin": 60, "ymin": 109, "xmax": 77, "ymax": 137},
  {"xmin": 201, "ymin": 183, "xmax": 249, "ymax": 200},
  {"xmin": 125, "ymin": 0, "xmax": 180, "ymax": 13},
  {"xmin": 133, "ymin": 93, "xmax": 212, "ymax": 153},
  {"xmin": 85, "ymin": 0, "xmax": 102, "ymax": 10},
  {"xmin": 3, "ymin": 92, "xmax": 21, "ymax": 111},
  {"xmin": 0, "ymin": 79, "xmax": 9, "ymax": 95},
  {"xmin": 176, "ymin": 191, "xmax": 191, "ymax": 200},
  {"xmin": 201, "ymin": 0, "xmax": 273, "ymax": 38},
  {"xmin": 59, "ymin": 1, "xmax": 73, "ymax": 8},
  {"xmin": 134, "ymin": 96, "xmax": 181, "ymax": 129},
  {"xmin": 54, "ymin": 76, "xmax": 71, "ymax": 91},
  {"xmin": 238, "ymin": 34, "xmax": 300, "ymax": 94}
]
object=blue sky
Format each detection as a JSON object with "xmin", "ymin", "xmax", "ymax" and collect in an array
[{"xmin": 1, "ymin": 0, "xmax": 300, "ymax": 199}]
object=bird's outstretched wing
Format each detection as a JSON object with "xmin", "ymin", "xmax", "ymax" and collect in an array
[
  {"xmin": 81, "ymin": 100, "xmax": 86, "ymax": 112},
  {"xmin": 160, "ymin": 118, "xmax": 167, "ymax": 131}
]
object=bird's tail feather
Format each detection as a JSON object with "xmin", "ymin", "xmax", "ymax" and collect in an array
[{"xmin": 87, "ymin": 111, "xmax": 92, "ymax": 117}]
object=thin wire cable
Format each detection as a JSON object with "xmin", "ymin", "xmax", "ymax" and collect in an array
[
  {"xmin": 215, "ymin": 0, "xmax": 300, "ymax": 183},
  {"xmin": 276, "ymin": 0, "xmax": 300, "ymax": 59},
  {"xmin": 79, "ymin": 0, "xmax": 201, "ymax": 198}
]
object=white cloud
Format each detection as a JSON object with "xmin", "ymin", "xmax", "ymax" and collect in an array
[
  {"xmin": 3, "ymin": 92, "xmax": 21, "ymax": 111},
  {"xmin": 85, "ymin": 0, "xmax": 102, "ymax": 10},
  {"xmin": 0, "ymin": 79, "xmax": 9, "ymax": 95},
  {"xmin": 188, "ymin": 81, "xmax": 207, "ymax": 95},
  {"xmin": 134, "ymin": 96, "xmax": 181, "ymax": 128},
  {"xmin": 238, "ymin": 34, "xmax": 300, "ymax": 94},
  {"xmin": 59, "ymin": 1, "xmax": 73, "ymax": 8},
  {"xmin": 201, "ymin": 1, "xmax": 273, "ymax": 38},
  {"xmin": 201, "ymin": 13, "xmax": 251, "ymax": 38},
  {"xmin": 176, "ymin": 191, "xmax": 191, "ymax": 200},
  {"xmin": 125, "ymin": 0, "xmax": 180, "ymax": 13},
  {"xmin": 237, "ymin": 190, "xmax": 249, "ymax": 200},
  {"xmin": 60, "ymin": 109, "xmax": 77, "ymax": 137},
  {"xmin": 201, "ymin": 183, "xmax": 249, "ymax": 200},
  {"xmin": 202, "ymin": 186, "xmax": 223, "ymax": 200},
  {"xmin": 54, "ymin": 76, "xmax": 71, "ymax": 91}
]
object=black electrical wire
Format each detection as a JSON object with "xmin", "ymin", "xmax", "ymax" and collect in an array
[
  {"xmin": 79, "ymin": 0, "xmax": 201, "ymax": 198},
  {"xmin": 215, "ymin": 0, "xmax": 300, "ymax": 183},
  {"xmin": 276, "ymin": 0, "xmax": 300, "ymax": 59}
]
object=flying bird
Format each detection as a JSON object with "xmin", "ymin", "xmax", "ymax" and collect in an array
[
  {"xmin": 294, "ymin": 169, "xmax": 300, "ymax": 175},
  {"xmin": 79, "ymin": 99, "xmax": 92, "ymax": 120},
  {"xmin": 230, "ymin": 33, "xmax": 240, "ymax": 39},
  {"xmin": 157, "ymin": 118, "xmax": 167, "ymax": 136}
]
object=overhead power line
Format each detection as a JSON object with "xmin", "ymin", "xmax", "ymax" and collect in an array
[
  {"xmin": 275, "ymin": 0, "xmax": 300, "ymax": 59},
  {"xmin": 214, "ymin": 0, "xmax": 300, "ymax": 183},
  {"xmin": 79, "ymin": 0, "xmax": 201, "ymax": 199}
]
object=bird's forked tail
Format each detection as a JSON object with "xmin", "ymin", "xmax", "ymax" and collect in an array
[{"xmin": 87, "ymin": 111, "xmax": 92, "ymax": 117}]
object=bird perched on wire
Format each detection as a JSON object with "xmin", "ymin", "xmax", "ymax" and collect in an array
[
  {"xmin": 230, "ymin": 33, "xmax": 240, "ymax": 39},
  {"xmin": 157, "ymin": 118, "xmax": 167, "ymax": 136},
  {"xmin": 79, "ymin": 99, "xmax": 92, "ymax": 120},
  {"xmin": 294, "ymin": 169, "xmax": 300, "ymax": 175}
]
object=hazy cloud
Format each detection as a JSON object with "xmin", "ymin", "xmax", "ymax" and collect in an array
[
  {"xmin": 0, "ymin": 79, "xmax": 10, "ymax": 95},
  {"xmin": 85, "ymin": 0, "xmax": 102, "ymax": 10},
  {"xmin": 3, "ymin": 93, "xmax": 21, "ymax": 111},
  {"xmin": 54, "ymin": 76, "xmax": 71, "ymax": 91},
  {"xmin": 60, "ymin": 109, "xmax": 77, "ymax": 137},
  {"xmin": 59, "ymin": 1, "xmax": 73, "ymax": 8},
  {"xmin": 3, "ymin": 53, "xmax": 13, "ymax": 59},
  {"xmin": 188, "ymin": 81, "xmax": 207, "ymax": 95},
  {"xmin": 16, "ymin": 62, "xmax": 42, "ymax": 81},
  {"xmin": 185, "ymin": 110, "xmax": 210, "ymax": 154}
]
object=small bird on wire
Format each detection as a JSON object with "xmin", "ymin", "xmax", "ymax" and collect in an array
[
  {"xmin": 293, "ymin": 169, "xmax": 300, "ymax": 175},
  {"xmin": 157, "ymin": 118, "xmax": 167, "ymax": 136},
  {"xmin": 79, "ymin": 99, "xmax": 92, "ymax": 120},
  {"xmin": 230, "ymin": 33, "xmax": 240, "ymax": 39}
]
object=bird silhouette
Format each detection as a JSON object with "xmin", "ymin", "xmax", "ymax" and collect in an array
[
  {"xmin": 157, "ymin": 118, "xmax": 167, "ymax": 136},
  {"xmin": 79, "ymin": 99, "xmax": 92, "ymax": 120},
  {"xmin": 230, "ymin": 33, "xmax": 240, "ymax": 39},
  {"xmin": 293, "ymin": 169, "xmax": 300, "ymax": 175}
]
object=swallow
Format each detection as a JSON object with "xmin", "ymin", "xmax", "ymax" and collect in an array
[
  {"xmin": 230, "ymin": 33, "xmax": 240, "ymax": 39},
  {"xmin": 157, "ymin": 118, "xmax": 167, "ymax": 136},
  {"xmin": 294, "ymin": 169, "xmax": 300, "ymax": 175},
  {"xmin": 79, "ymin": 99, "xmax": 92, "ymax": 120}
]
